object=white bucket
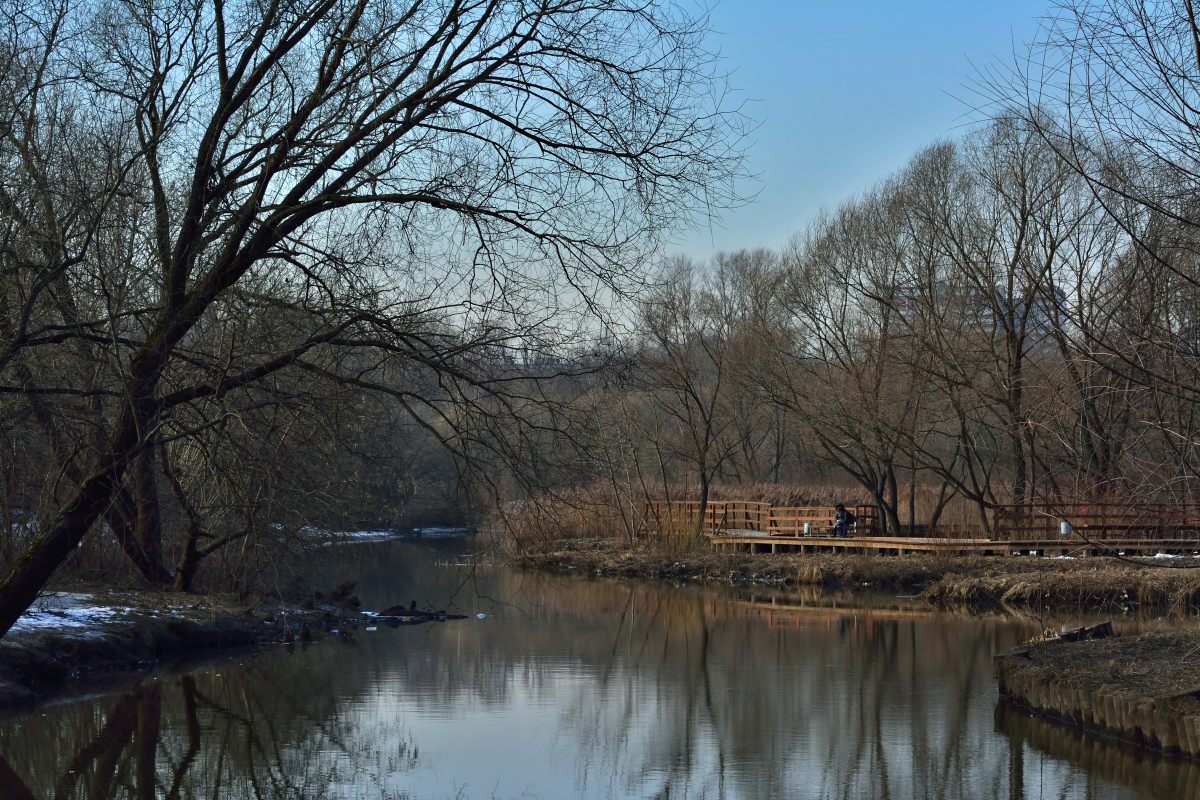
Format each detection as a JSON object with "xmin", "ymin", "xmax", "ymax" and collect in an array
[
  {"xmin": 1060, "ymin": 520, "xmax": 1073, "ymax": 537},
  {"xmin": 803, "ymin": 522, "xmax": 811, "ymax": 536}
]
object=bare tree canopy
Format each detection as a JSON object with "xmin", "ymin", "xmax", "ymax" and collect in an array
[{"xmin": 0, "ymin": 0, "xmax": 747, "ymax": 638}]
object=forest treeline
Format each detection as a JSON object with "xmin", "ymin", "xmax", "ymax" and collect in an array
[
  {"xmin": 524, "ymin": 118, "xmax": 1200, "ymax": 540},
  {"xmin": 507, "ymin": 1, "xmax": 1200, "ymax": 543}
]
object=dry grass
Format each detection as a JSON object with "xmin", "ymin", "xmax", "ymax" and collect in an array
[
  {"xmin": 491, "ymin": 488, "xmax": 705, "ymax": 555},
  {"xmin": 495, "ymin": 481, "xmax": 904, "ymax": 552},
  {"xmin": 518, "ymin": 542, "xmax": 953, "ymax": 593},
  {"xmin": 995, "ymin": 631, "xmax": 1200, "ymax": 759},
  {"xmin": 923, "ymin": 565, "xmax": 1200, "ymax": 613},
  {"xmin": 493, "ymin": 480, "xmax": 1004, "ymax": 555}
]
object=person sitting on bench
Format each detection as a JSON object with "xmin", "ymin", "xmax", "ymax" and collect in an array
[{"xmin": 833, "ymin": 504, "xmax": 855, "ymax": 538}]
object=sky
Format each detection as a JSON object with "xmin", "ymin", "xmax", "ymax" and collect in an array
[{"xmin": 674, "ymin": 0, "xmax": 1052, "ymax": 260}]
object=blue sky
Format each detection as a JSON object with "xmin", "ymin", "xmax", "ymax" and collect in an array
[{"xmin": 674, "ymin": 0, "xmax": 1052, "ymax": 259}]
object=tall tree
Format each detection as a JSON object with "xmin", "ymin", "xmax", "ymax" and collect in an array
[{"xmin": 0, "ymin": 0, "xmax": 744, "ymax": 637}]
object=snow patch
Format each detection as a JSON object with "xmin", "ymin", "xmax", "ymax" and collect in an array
[
  {"xmin": 303, "ymin": 525, "xmax": 473, "ymax": 544},
  {"xmin": 11, "ymin": 593, "xmax": 131, "ymax": 634},
  {"xmin": 411, "ymin": 527, "xmax": 472, "ymax": 538},
  {"xmin": 329, "ymin": 530, "xmax": 404, "ymax": 541},
  {"xmin": 301, "ymin": 527, "xmax": 404, "ymax": 544}
]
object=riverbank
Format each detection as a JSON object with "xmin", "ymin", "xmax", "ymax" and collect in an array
[
  {"xmin": 996, "ymin": 630, "xmax": 1200, "ymax": 758},
  {"xmin": 0, "ymin": 588, "xmax": 463, "ymax": 711},
  {"xmin": 520, "ymin": 540, "xmax": 1200, "ymax": 761},
  {"xmin": 515, "ymin": 539, "xmax": 1200, "ymax": 614}
]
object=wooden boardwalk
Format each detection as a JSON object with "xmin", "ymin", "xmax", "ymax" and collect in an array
[
  {"xmin": 642, "ymin": 500, "xmax": 1200, "ymax": 557},
  {"xmin": 708, "ymin": 530, "xmax": 1200, "ymax": 556}
]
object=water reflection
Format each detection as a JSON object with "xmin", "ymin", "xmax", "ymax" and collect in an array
[
  {"xmin": 0, "ymin": 541, "xmax": 1186, "ymax": 799},
  {"xmin": 996, "ymin": 702, "xmax": 1198, "ymax": 800}
]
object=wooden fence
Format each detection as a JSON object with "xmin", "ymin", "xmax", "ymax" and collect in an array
[
  {"xmin": 643, "ymin": 501, "xmax": 879, "ymax": 536},
  {"xmin": 767, "ymin": 505, "xmax": 879, "ymax": 536},
  {"xmin": 643, "ymin": 500, "xmax": 770, "ymax": 533},
  {"xmin": 993, "ymin": 503, "xmax": 1200, "ymax": 541},
  {"xmin": 643, "ymin": 500, "xmax": 1200, "ymax": 543}
]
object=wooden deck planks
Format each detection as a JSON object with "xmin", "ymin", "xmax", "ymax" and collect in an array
[{"xmin": 707, "ymin": 530, "xmax": 1200, "ymax": 556}]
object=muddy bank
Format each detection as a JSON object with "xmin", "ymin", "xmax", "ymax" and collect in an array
[
  {"xmin": 995, "ymin": 631, "xmax": 1200, "ymax": 758},
  {"xmin": 516, "ymin": 540, "xmax": 1200, "ymax": 614},
  {"xmin": 0, "ymin": 590, "xmax": 463, "ymax": 711}
]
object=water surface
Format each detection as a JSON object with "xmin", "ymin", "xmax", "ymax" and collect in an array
[{"xmin": 0, "ymin": 538, "xmax": 1194, "ymax": 799}]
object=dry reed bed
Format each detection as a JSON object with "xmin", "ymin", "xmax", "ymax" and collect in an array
[
  {"xmin": 498, "ymin": 481, "xmax": 992, "ymax": 544},
  {"xmin": 516, "ymin": 540, "xmax": 1200, "ymax": 614}
]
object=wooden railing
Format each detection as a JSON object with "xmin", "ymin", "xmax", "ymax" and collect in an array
[
  {"xmin": 643, "ymin": 501, "xmax": 879, "ymax": 536},
  {"xmin": 644, "ymin": 500, "xmax": 771, "ymax": 533},
  {"xmin": 767, "ymin": 505, "xmax": 879, "ymax": 536},
  {"xmin": 644, "ymin": 500, "xmax": 1200, "ymax": 542},
  {"xmin": 993, "ymin": 503, "xmax": 1200, "ymax": 541}
]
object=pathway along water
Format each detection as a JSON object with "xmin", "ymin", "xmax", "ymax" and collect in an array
[{"xmin": 0, "ymin": 537, "xmax": 1192, "ymax": 799}]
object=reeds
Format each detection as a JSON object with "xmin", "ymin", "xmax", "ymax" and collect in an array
[{"xmin": 495, "ymin": 480, "xmax": 996, "ymax": 553}]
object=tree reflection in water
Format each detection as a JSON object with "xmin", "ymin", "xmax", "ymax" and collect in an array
[
  {"xmin": 0, "ymin": 664, "xmax": 422, "ymax": 799},
  {"xmin": 0, "ymin": 542, "xmax": 1183, "ymax": 799},
  {"xmin": 995, "ymin": 702, "xmax": 1200, "ymax": 800}
]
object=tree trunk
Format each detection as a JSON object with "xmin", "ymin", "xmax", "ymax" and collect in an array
[
  {"xmin": 1009, "ymin": 332, "xmax": 1028, "ymax": 506},
  {"xmin": 106, "ymin": 483, "xmax": 173, "ymax": 586},
  {"xmin": 171, "ymin": 523, "xmax": 202, "ymax": 592},
  {"xmin": 884, "ymin": 466, "xmax": 901, "ymax": 535},
  {"xmin": 694, "ymin": 473, "xmax": 711, "ymax": 539},
  {"xmin": 908, "ymin": 462, "xmax": 917, "ymax": 534},
  {"xmin": 0, "ymin": 467, "xmax": 122, "ymax": 638},
  {"xmin": 0, "ymin": 348, "xmax": 163, "ymax": 638},
  {"xmin": 133, "ymin": 447, "xmax": 168, "ymax": 581},
  {"xmin": 0, "ymin": 459, "xmax": 14, "ymax": 563},
  {"xmin": 1010, "ymin": 427, "xmax": 1027, "ymax": 507},
  {"xmin": 927, "ymin": 481, "xmax": 954, "ymax": 530}
]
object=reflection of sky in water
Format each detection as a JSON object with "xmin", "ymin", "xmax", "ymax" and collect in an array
[
  {"xmin": 341, "ymin": 669, "xmax": 587, "ymax": 798},
  {"xmin": 0, "ymin": 540, "xmax": 1178, "ymax": 799}
]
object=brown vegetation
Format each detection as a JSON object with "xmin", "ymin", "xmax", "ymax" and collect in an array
[
  {"xmin": 515, "ymin": 539, "xmax": 1200, "ymax": 616},
  {"xmin": 495, "ymin": 481, "xmax": 990, "ymax": 552}
]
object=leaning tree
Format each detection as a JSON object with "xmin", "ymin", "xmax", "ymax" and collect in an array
[{"xmin": 0, "ymin": 0, "xmax": 745, "ymax": 637}]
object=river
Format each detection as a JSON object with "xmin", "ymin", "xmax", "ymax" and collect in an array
[{"xmin": 0, "ymin": 537, "xmax": 1194, "ymax": 799}]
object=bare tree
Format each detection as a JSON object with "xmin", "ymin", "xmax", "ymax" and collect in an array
[
  {"xmin": 778, "ymin": 186, "xmax": 933, "ymax": 533},
  {"xmin": 636, "ymin": 257, "xmax": 739, "ymax": 535},
  {"xmin": 0, "ymin": 0, "xmax": 746, "ymax": 637},
  {"xmin": 991, "ymin": 0, "xmax": 1200, "ymax": 501}
]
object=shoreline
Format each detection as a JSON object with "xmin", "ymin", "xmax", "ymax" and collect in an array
[
  {"xmin": 519, "ymin": 539, "xmax": 1200, "ymax": 761},
  {"xmin": 0, "ymin": 589, "xmax": 462, "ymax": 713},
  {"xmin": 515, "ymin": 540, "xmax": 1200, "ymax": 615},
  {"xmin": 995, "ymin": 632, "xmax": 1200, "ymax": 760},
  {"xmin": 8, "ymin": 539, "xmax": 1200, "ymax": 753}
]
